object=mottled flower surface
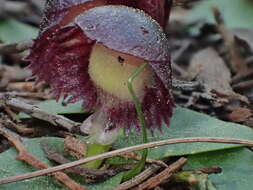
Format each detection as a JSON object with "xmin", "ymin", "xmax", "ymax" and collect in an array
[
  {"xmin": 41, "ymin": 0, "xmax": 172, "ymax": 31},
  {"xmin": 28, "ymin": 0, "xmax": 174, "ymax": 144}
]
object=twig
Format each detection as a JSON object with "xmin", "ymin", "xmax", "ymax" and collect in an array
[
  {"xmin": 120, "ymin": 152, "xmax": 168, "ymax": 168},
  {"xmin": 4, "ymin": 106, "xmax": 19, "ymax": 122},
  {"xmin": 172, "ymin": 79, "xmax": 203, "ymax": 91},
  {"xmin": 41, "ymin": 142, "xmax": 131, "ymax": 181},
  {"xmin": 232, "ymin": 79, "xmax": 253, "ymax": 90},
  {"xmin": 0, "ymin": 94, "xmax": 81, "ymax": 133},
  {"xmin": 1, "ymin": 92, "xmax": 51, "ymax": 100},
  {"xmin": 0, "ymin": 118, "xmax": 34, "ymax": 135},
  {"xmin": 133, "ymin": 157, "xmax": 187, "ymax": 190},
  {"xmin": 0, "ymin": 40, "xmax": 33, "ymax": 55},
  {"xmin": 232, "ymin": 70, "xmax": 253, "ymax": 84},
  {"xmin": 212, "ymin": 7, "xmax": 247, "ymax": 73},
  {"xmin": 1, "ymin": 137, "xmax": 253, "ymax": 185},
  {"xmin": 7, "ymin": 82, "xmax": 41, "ymax": 92},
  {"xmin": 0, "ymin": 125, "xmax": 86, "ymax": 190},
  {"xmin": 115, "ymin": 164, "xmax": 162, "ymax": 190},
  {"xmin": 199, "ymin": 166, "xmax": 222, "ymax": 174},
  {"xmin": 173, "ymin": 0, "xmax": 202, "ymax": 7}
]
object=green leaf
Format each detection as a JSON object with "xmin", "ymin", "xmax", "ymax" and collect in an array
[
  {"xmin": 18, "ymin": 100, "xmax": 85, "ymax": 119},
  {"xmin": 112, "ymin": 107, "xmax": 253, "ymax": 161},
  {"xmin": 185, "ymin": 148, "xmax": 253, "ymax": 190},
  {"xmin": 185, "ymin": 0, "xmax": 253, "ymax": 33},
  {"xmin": 0, "ymin": 137, "xmax": 123, "ymax": 190},
  {"xmin": 0, "ymin": 19, "xmax": 38, "ymax": 43}
]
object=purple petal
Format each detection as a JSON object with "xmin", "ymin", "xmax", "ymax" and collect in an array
[
  {"xmin": 107, "ymin": 0, "xmax": 172, "ymax": 28},
  {"xmin": 75, "ymin": 5, "xmax": 172, "ymax": 90},
  {"xmin": 40, "ymin": 0, "xmax": 107, "ymax": 31},
  {"xmin": 133, "ymin": 0, "xmax": 172, "ymax": 28},
  {"xmin": 41, "ymin": 0, "xmax": 172, "ymax": 32}
]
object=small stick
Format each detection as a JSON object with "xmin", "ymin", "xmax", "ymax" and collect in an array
[
  {"xmin": 199, "ymin": 166, "xmax": 222, "ymax": 174},
  {"xmin": 41, "ymin": 142, "xmax": 129, "ymax": 180},
  {"xmin": 133, "ymin": 157, "xmax": 187, "ymax": 190},
  {"xmin": 0, "ymin": 118, "xmax": 34, "ymax": 135},
  {"xmin": 4, "ymin": 106, "xmax": 19, "ymax": 122},
  {"xmin": 173, "ymin": 0, "xmax": 201, "ymax": 7},
  {"xmin": 232, "ymin": 70, "xmax": 253, "ymax": 84},
  {"xmin": 1, "ymin": 137, "xmax": 253, "ymax": 185},
  {"xmin": 172, "ymin": 79, "xmax": 203, "ymax": 91},
  {"xmin": 0, "ymin": 40, "xmax": 33, "ymax": 55},
  {"xmin": 120, "ymin": 152, "xmax": 168, "ymax": 168},
  {"xmin": 1, "ymin": 92, "xmax": 51, "ymax": 100},
  {"xmin": 115, "ymin": 164, "xmax": 162, "ymax": 190},
  {"xmin": 0, "ymin": 94, "xmax": 81, "ymax": 133},
  {"xmin": 0, "ymin": 125, "xmax": 86, "ymax": 190},
  {"xmin": 232, "ymin": 79, "xmax": 253, "ymax": 90}
]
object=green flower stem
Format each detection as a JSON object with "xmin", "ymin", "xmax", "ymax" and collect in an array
[
  {"xmin": 85, "ymin": 143, "xmax": 111, "ymax": 169},
  {"xmin": 122, "ymin": 62, "xmax": 149, "ymax": 181}
]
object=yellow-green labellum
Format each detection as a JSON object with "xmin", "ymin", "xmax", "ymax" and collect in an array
[{"xmin": 89, "ymin": 43, "xmax": 151, "ymax": 101}]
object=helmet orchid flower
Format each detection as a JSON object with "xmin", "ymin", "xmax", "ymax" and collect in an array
[{"xmin": 27, "ymin": 0, "xmax": 174, "ymax": 145}]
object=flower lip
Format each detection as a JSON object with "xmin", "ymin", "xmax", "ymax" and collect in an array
[
  {"xmin": 75, "ymin": 5, "xmax": 171, "ymax": 90},
  {"xmin": 89, "ymin": 43, "xmax": 152, "ymax": 101}
]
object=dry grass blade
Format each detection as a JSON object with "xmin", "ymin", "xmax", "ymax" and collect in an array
[{"xmin": 1, "ymin": 137, "xmax": 253, "ymax": 185}]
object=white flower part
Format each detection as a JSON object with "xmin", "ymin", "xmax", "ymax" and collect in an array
[
  {"xmin": 80, "ymin": 112, "xmax": 121, "ymax": 145},
  {"xmin": 80, "ymin": 114, "xmax": 93, "ymax": 134}
]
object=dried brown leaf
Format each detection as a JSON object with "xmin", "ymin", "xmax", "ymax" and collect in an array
[
  {"xmin": 227, "ymin": 107, "xmax": 252, "ymax": 123},
  {"xmin": 188, "ymin": 48, "xmax": 247, "ymax": 103}
]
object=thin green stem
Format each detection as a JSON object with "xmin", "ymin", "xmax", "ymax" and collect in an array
[{"xmin": 122, "ymin": 62, "xmax": 149, "ymax": 181}]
